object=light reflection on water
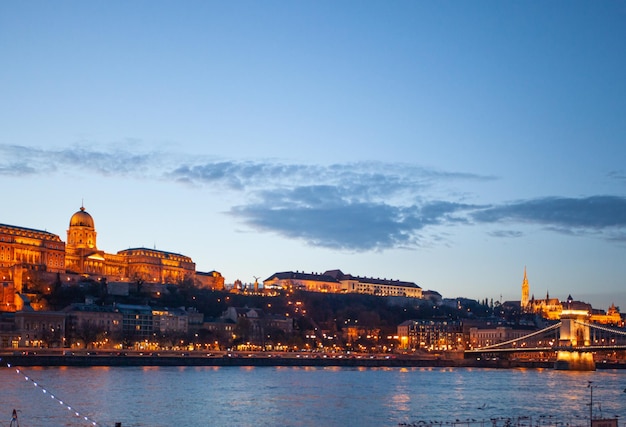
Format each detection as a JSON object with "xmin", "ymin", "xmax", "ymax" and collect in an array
[{"xmin": 1, "ymin": 366, "xmax": 625, "ymax": 427}]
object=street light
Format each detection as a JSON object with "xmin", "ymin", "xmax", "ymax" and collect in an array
[{"xmin": 587, "ymin": 381, "xmax": 593, "ymax": 427}]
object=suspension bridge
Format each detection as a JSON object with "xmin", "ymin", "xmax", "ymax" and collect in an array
[{"xmin": 465, "ymin": 309, "xmax": 626, "ymax": 370}]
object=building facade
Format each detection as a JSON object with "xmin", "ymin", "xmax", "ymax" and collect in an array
[
  {"xmin": 397, "ymin": 319, "xmax": 464, "ymax": 351},
  {"xmin": 65, "ymin": 206, "xmax": 197, "ymax": 284},
  {"xmin": 196, "ymin": 270, "xmax": 225, "ymax": 290},
  {"xmin": 152, "ymin": 307, "xmax": 189, "ymax": 334},
  {"xmin": 116, "ymin": 304, "xmax": 153, "ymax": 340},
  {"xmin": 63, "ymin": 303, "xmax": 123, "ymax": 348},
  {"xmin": 264, "ymin": 269, "xmax": 422, "ymax": 298},
  {"xmin": 0, "ymin": 224, "xmax": 66, "ymax": 273},
  {"xmin": 519, "ymin": 268, "xmax": 619, "ymax": 322},
  {"xmin": 468, "ymin": 325, "xmax": 537, "ymax": 349},
  {"xmin": 14, "ymin": 310, "xmax": 67, "ymax": 348},
  {"xmin": 1, "ymin": 206, "xmax": 223, "ymax": 312},
  {"xmin": 0, "ymin": 224, "xmax": 66, "ymax": 311}
]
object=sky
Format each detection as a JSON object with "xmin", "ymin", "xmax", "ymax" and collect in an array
[{"xmin": 1, "ymin": 1, "xmax": 625, "ymax": 309}]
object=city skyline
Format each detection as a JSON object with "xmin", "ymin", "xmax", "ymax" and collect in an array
[{"xmin": 1, "ymin": 2, "xmax": 625, "ymax": 309}]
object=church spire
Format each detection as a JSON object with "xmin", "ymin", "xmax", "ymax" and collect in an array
[{"xmin": 521, "ymin": 266, "xmax": 530, "ymax": 311}]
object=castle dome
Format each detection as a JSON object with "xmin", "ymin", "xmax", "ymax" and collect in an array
[{"xmin": 69, "ymin": 206, "xmax": 95, "ymax": 228}]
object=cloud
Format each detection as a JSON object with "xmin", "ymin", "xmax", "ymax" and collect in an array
[
  {"xmin": 0, "ymin": 144, "xmax": 156, "ymax": 176},
  {"xmin": 488, "ymin": 230, "xmax": 524, "ymax": 238},
  {"xmin": 0, "ymin": 142, "xmax": 490, "ymax": 192},
  {"xmin": 231, "ymin": 186, "xmax": 478, "ymax": 250},
  {"xmin": 473, "ymin": 196, "xmax": 626, "ymax": 241},
  {"xmin": 2, "ymin": 143, "xmax": 625, "ymax": 250},
  {"xmin": 233, "ymin": 200, "xmax": 415, "ymax": 250},
  {"xmin": 169, "ymin": 159, "xmax": 491, "ymax": 199},
  {"xmin": 0, "ymin": 162, "xmax": 38, "ymax": 176}
]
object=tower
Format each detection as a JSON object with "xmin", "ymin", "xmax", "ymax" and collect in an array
[
  {"xmin": 521, "ymin": 266, "xmax": 529, "ymax": 311},
  {"xmin": 67, "ymin": 205, "xmax": 97, "ymax": 250},
  {"xmin": 65, "ymin": 205, "xmax": 102, "ymax": 275}
]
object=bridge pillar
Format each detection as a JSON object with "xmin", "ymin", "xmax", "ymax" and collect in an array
[{"xmin": 555, "ymin": 309, "xmax": 595, "ymax": 371}]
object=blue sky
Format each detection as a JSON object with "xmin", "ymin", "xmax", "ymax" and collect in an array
[{"xmin": 1, "ymin": 1, "xmax": 625, "ymax": 309}]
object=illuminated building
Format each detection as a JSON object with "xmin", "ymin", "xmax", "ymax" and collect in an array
[
  {"xmin": 116, "ymin": 303, "xmax": 153, "ymax": 340},
  {"xmin": 0, "ymin": 206, "xmax": 223, "ymax": 312},
  {"xmin": 0, "ymin": 223, "xmax": 66, "ymax": 311},
  {"xmin": 66, "ymin": 206, "xmax": 196, "ymax": 283},
  {"xmin": 520, "ymin": 268, "xmax": 619, "ymax": 323},
  {"xmin": 14, "ymin": 310, "xmax": 66, "ymax": 348},
  {"xmin": 264, "ymin": 271, "xmax": 344, "ymax": 293},
  {"xmin": 519, "ymin": 268, "xmax": 563, "ymax": 319},
  {"xmin": 117, "ymin": 247, "xmax": 195, "ymax": 284},
  {"xmin": 398, "ymin": 319, "xmax": 463, "ymax": 351},
  {"xmin": 520, "ymin": 268, "xmax": 577, "ymax": 320},
  {"xmin": 152, "ymin": 307, "xmax": 189, "ymax": 334},
  {"xmin": 65, "ymin": 207, "xmax": 127, "ymax": 278},
  {"xmin": 468, "ymin": 325, "xmax": 535, "ymax": 349},
  {"xmin": 590, "ymin": 303, "xmax": 622, "ymax": 325},
  {"xmin": 264, "ymin": 269, "xmax": 422, "ymax": 298},
  {"xmin": 0, "ymin": 224, "xmax": 66, "ymax": 273},
  {"xmin": 63, "ymin": 303, "xmax": 123, "ymax": 347},
  {"xmin": 195, "ymin": 270, "xmax": 225, "ymax": 290}
]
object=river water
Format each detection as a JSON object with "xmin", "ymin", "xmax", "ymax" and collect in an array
[{"xmin": 1, "ymin": 366, "xmax": 625, "ymax": 427}]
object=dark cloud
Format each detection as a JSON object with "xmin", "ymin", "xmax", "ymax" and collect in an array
[
  {"xmin": 473, "ymin": 196, "xmax": 626, "ymax": 229},
  {"xmin": 231, "ymin": 186, "xmax": 477, "ymax": 250},
  {"xmin": 233, "ymin": 201, "xmax": 415, "ymax": 250},
  {"xmin": 233, "ymin": 191, "xmax": 626, "ymax": 250}
]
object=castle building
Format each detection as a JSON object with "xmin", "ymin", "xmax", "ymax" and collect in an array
[
  {"xmin": 65, "ymin": 206, "xmax": 126, "ymax": 278},
  {"xmin": 0, "ymin": 224, "xmax": 66, "ymax": 273},
  {"xmin": 0, "ymin": 223, "xmax": 66, "ymax": 311},
  {"xmin": 65, "ymin": 206, "xmax": 196, "ymax": 283},
  {"xmin": 1, "ymin": 205, "xmax": 221, "ymax": 312}
]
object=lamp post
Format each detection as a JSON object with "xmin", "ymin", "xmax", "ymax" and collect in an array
[{"xmin": 587, "ymin": 381, "xmax": 593, "ymax": 427}]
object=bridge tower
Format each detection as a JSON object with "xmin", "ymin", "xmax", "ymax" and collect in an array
[{"xmin": 555, "ymin": 309, "xmax": 595, "ymax": 370}]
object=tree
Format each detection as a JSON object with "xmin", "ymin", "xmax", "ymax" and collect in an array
[
  {"xmin": 234, "ymin": 317, "xmax": 252, "ymax": 344},
  {"xmin": 69, "ymin": 320, "xmax": 106, "ymax": 349},
  {"xmin": 40, "ymin": 326, "xmax": 62, "ymax": 348}
]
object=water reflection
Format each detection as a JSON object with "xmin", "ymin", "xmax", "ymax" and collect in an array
[{"xmin": 1, "ymin": 366, "xmax": 624, "ymax": 427}]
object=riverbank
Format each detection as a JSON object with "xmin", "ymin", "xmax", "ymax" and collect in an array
[
  {"xmin": 4, "ymin": 352, "xmax": 625, "ymax": 369},
  {"xmin": 0, "ymin": 353, "xmax": 552, "ymax": 368}
]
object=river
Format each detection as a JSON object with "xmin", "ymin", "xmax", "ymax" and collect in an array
[{"xmin": 1, "ymin": 366, "xmax": 625, "ymax": 427}]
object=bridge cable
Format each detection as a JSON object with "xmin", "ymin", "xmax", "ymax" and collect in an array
[
  {"xmin": 476, "ymin": 322, "xmax": 561, "ymax": 350},
  {"xmin": 573, "ymin": 321, "xmax": 626, "ymax": 337}
]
